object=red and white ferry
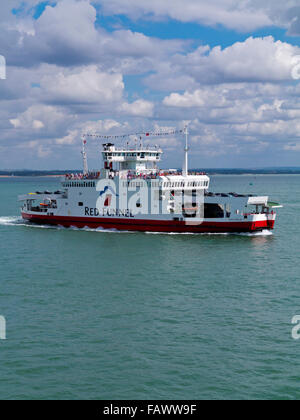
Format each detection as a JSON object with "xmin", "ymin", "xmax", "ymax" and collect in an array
[{"xmin": 19, "ymin": 129, "xmax": 280, "ymax": 233}]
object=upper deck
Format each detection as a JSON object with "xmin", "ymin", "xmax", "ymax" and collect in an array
[
  {"xmin": 61, "ymin": 133, "xmax": 210, "ymax": 190},
  {"xmin": 102, "ymin": 143, "xmax": 162, "ymax": 162},
  {"xmin": 102, "ymin": 143, "xmax": 163, "ymax": 172}
]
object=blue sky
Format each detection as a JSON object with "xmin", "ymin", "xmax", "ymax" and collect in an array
[{"xmin": 1, "ymin": 0, "xmax": 300, "ymax": 169}]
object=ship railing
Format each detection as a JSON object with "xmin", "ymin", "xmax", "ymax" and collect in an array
[
  {"xmin": 103, "ymin": 145, "xmax": 162, "ymax": 152},
  {"xmin": 30, "ymin": 207, "xmax": 50, "ymax": 213},
  {"xmin": 126, "ymin": 174, "xmax": 160, "ymax": 181},
  {"xmin": 160, "ymin": 171, "xmax": 206, "ymax": 176},
  {"xmin": 111, "ymin": 170, "xmax": 207, "ymax": 180},
  {"xmin": 243, "ymin": 210, "xmax": 275, "ymax": 217},
  {"xmin": 120, "ymin": 172, "xmax": 207, "ymax": 180}
]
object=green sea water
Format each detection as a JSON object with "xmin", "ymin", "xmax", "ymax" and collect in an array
[{"xmin": 0, "ymin": 175, "xmax": 299, "ymax": 400}]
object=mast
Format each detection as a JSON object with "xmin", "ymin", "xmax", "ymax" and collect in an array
[
  {"xmin": 183, "ymin": 125, "xmax": 189, "ymax": 177},
  {"xmin": 81, "ymin": 137, "xmax": 89, "ymax": 175}
]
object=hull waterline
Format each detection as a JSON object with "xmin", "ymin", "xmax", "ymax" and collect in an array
[{"xmin": 21, "ymin": 213, "xmax": 275, "ymax": 233}]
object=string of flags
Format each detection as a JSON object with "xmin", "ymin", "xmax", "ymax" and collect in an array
[{"xmin": 83, "ymin": 129, "xmax": 184, "ymax": 140}]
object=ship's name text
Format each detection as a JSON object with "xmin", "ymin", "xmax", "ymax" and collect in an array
[{"xmin": 85, "ymin": 208, "xmax": 134, "ymax": 218}]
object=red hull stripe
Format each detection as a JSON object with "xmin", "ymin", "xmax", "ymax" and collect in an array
[{"xmin": 21, "ymin": 213, "xmax": 275, "ymax": 233}]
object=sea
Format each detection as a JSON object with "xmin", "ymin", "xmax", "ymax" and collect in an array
[{"xmin": 0, "ymin": 174, "xmax": 299, "ymax": 400}]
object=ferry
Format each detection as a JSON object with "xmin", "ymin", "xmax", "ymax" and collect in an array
[{"xmin": 19, "ymin": 128, "xmax": 281, "ymax": 233}]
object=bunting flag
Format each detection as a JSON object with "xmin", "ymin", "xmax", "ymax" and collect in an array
[{"xmin": 83, "ymin": 129, "xmax": 184, "ymax": 140}]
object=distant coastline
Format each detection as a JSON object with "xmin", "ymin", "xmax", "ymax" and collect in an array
[
  {"xmin": 1, "ymin": 168, "xmax": 300, "ymax": 177},
  {"xmin": 0, "ymin": 174, "xmax": 63, "ymax": 178},
  {"xmin": 0, "ymin": 171, "xmax": 68, "ymax": 177}
]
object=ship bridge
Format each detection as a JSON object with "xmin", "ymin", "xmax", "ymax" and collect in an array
[{"xmin": 102, "ymin": 143, "xmax": 162, "ymax": 173}]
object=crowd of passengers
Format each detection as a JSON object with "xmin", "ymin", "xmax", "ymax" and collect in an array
[
  {"xmin": 111, "ymin": 170, "xmax": 207, "ymax": 180},
  {"xmin": 65, "ymin": 172, "xmax": 101, "ymax": 180},
  {"xmin": 65, "ymin": 170, "xmax": 207, "ymax": 181}
]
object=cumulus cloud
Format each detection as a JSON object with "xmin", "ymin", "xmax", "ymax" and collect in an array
[
  {"xmin": 118, "ymin": 99, "xmax": 154, "ymax": 117},
  {"xmin": 81, "ymin": 119, "xmax": 122, "ymax": 134},
  {"xmin": 8, "ymin": 104, "xmax": 75, "ymax": 141},
  {"xmin": 35, "ymin": 65, "xmax": 155, "ymax": 118},
  {"xmin": 163, "ymin": 82, "xmax": 300, "ymax": 125},
  {"xmin": 56, "ymin": 129, "xmax": 79, "ymax": 145},
  {"xmin": 98, "ymin": 0, "xmax": 300, "ymax": 34},
  {"xmin": 147, "ymin": 37, "xmax": 300, "ymax": 90},
  {"xmin": 0, "ymin": 0, "xmax": 185, "ymax": 70},
  {"xmin": 10, "ymin": 105, "xmax": 64, "ymax": 130},
  {"xmin": 163, "ymin": 89, "xmax": 228, "ymax": 108},
  {"xmin": 284, "ymin": 143, "xmax": 300, "ymax": 151},
  {"xmin": 5, "ymin": 0, "xmax": 99, "ymax": 67},
  {"xmin": 1, "ymin": 1, "xmax": 300, "ymax": 169},
  {"xmin": 40, "ymin": 66, "xmax": 124, "ymax": 105},
  {"xmin": 98, "ymin": 0, "xmax": 272, "ymax": 32}
]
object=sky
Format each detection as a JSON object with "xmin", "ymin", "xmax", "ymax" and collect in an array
[{"xmin": 1, "ymin": 0, "xmax": 300, "ymax": 170}]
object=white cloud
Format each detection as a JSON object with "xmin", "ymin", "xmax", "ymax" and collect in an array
[
  {"xmin": 202, "ymin": 37, "xmax": 300, "ymax": 82},
  {"xmin": 118, "ymin": 99, "xmax": 154, "ymax": 117},
  {"xmin": 0, "ymin": 0, "xmax": 185, "ymax": 71},
  {"xmin": 40, "ymin": 66, "xmax": 124, "ymax": 105},
  {"xmin": 37, "ymin": 66, "xmax": 154, "ymax": 117},
  {"xmin": 25, "ymin": 0, "xmax": 99, "ymax": 66},
  {"xmin": 2, "ymin": 1, "xmax": 300, "ymax": 169},
  {"xmin": 32, "ymin": 119, "xmax": 44, "ymax": 130},
  {"xmin": 10, "ymin": 119, "xmax": 22, "ymax": 129},
  {"xmin": 98, "ymin": 0, "xmax": 272, "ymax": 32},
  {"xmin": 81, "ymin": 119, "xmax": 122, "ymax": 134},
  {"xmin": 9, "ymin": 104, "xmax": 74, "ymax": 135},
  {"xmin": 284, "ymin": 143, "xmax": 300, "ymax": 151},
  {"xmin": 163, "ymin": 89, "xmax": 228, "ymax": 108},
  {"xmin": 151, "ymin": 37, "xmax": 300, "ymax": 90},
  {"xmin": 98, "ymin": 0, "xmax": 300, "ymax": 34},
  {"xmin": 56, "ymin": 129, "xmax": 79, "ymax": 145}
]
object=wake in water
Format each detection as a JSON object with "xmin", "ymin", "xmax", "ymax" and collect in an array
[
  {"xmin": 0, "ymin": 216, "xmax": 64, "ymax": 230},
  {"xmin": 236, "ymin": 229, "xmax": 273, "ymax": 237},
  {"xmin": 0, "ymin": 216, "xmax": 133, "ymax": 234},
  {"xmin": 146, "ymin": 229, "xmax": 273, "ymax": 237},
  {"xmin": 0, "ymin": 216, "xmax": 26, "ymax": 226},
  {"xmin": 0, "ymin": 216, "xmax": 273, "ymax": 237}
]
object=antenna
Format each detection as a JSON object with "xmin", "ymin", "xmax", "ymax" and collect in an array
[
  {"xmin": 81, "ymin": 137, "xmax": 89, "ymax": 175},
  {"xmin": 183, "ymin": 125, "xmax": 189, "ymax": 177}
]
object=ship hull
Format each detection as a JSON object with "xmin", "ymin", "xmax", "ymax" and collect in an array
[{"xmin": 21, "ymin": 213, "xmax": 275, "ymax": 233}]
